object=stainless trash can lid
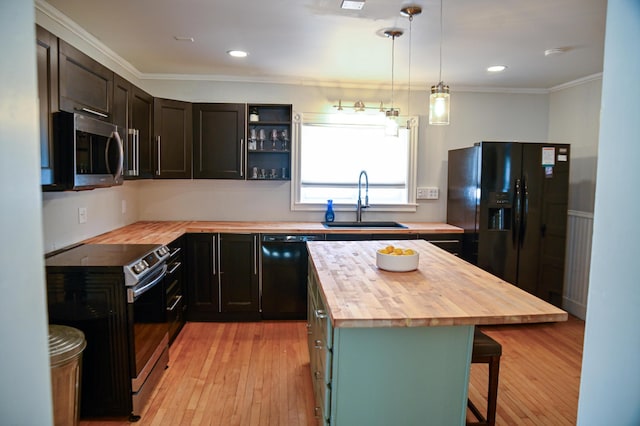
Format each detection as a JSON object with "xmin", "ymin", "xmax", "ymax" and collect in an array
[{"xmin": 49, "ymin": 325, "xmax": 86, "ymax": 367}]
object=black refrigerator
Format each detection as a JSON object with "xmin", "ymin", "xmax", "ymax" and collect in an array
[{"xmin": 447, "ymin": 141, "xmax": 570, "ymax": 307}]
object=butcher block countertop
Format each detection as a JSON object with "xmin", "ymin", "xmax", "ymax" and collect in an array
[
  {"xmin": 82, "ymin": 221, "xmax": 462, "ymax": 245},
  {"xmin": 307, "ymin": 239, "xmax": 568, "ymax": 328}
]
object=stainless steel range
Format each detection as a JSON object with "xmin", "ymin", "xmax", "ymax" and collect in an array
[{"xmin": 46, "ymin": 243, "xmax": 170, "ymax": 421}]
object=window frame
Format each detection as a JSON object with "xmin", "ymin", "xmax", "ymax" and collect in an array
[{"xmin": 290, "ymin": 112, "xmax": 419, "ymax": 213}]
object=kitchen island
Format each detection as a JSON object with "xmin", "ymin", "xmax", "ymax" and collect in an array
[{"xmin": 306, "ymin": 239, "xmax": 567, "ymax": 426}]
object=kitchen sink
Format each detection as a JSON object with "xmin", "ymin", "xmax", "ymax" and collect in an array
[{"xmin": 322, "ymin": 221, "xmax": 407, "ymax": 228}]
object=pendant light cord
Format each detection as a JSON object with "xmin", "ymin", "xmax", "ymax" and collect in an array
[
  {"xmin": 408, "ymin": 16, "xmax": 413, "ymax": 117},
  {"xmin": 391, "ymin": 34, "xmax": 395, "ymax": 110},
  {"xmin": 439, "ymin": 0, "xmax": 443, "ymax": 83}
]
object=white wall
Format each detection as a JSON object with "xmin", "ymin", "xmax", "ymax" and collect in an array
[
  {"xmin": 549, "ymin": 77, "xmax": 602, "ymax": 213},
  {"xmin": 0, "ymin": 1, "xmax": 53, "ymax": 424},
  {"xmin": 42, "ymin": 181, "xmax": 141, "ymax": 252},
  {"xmin": 577, "ymin": 1, "xmax": 640, "ymax": 424}
]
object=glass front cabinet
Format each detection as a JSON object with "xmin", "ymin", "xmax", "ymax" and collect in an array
[{"xmin": 246, "ymin": 104, "xmax": 292, "ymax": 181}]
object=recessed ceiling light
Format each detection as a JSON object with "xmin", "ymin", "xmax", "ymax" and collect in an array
[
  {"xmin": 227, "ymin": 50, "xmax": 248, "ymax": 58},
  {"xmin": 174, "ymin": 36, "xmax": 194, "ymax": 42},
  {"xmin": 341, "ymin": 0, "xmax": 365, "ymax": 10},
  {"xmin": 487, "ymin": 65, "xmax": 507, "ymax": 73}
]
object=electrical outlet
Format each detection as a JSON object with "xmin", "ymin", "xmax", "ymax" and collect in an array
[
  {"xmin": 78, "ymin": 207, "xmax": 87, "ymax": 224},
  {"xmin": 121, "ymin": 199, "xmax": 127, "ymax": 215},
  {"xmin": 417, "ymin": 187, "xmax": 439, "ymax": 200}
]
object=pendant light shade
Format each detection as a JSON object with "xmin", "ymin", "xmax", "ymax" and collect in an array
[
  {"xmin": 429, "ymin": 0, "xmax": 450, "ymax": 125},
  {"xmin": 429, "ymin": 82, "xmax": 450, "ymax": 125}
]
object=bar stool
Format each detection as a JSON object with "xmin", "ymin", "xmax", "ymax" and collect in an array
[{"xmin": 467, "ymin": 328, "xmax": 502, "ymax": 426}]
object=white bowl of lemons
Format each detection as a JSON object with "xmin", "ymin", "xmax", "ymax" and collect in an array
[{"xmin": 376, "ymin": 245, "xmax": 419, "ymax": 272}]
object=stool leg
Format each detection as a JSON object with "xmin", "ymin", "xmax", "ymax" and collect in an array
[{"xmin": 486, "ymin": 355, "xmax": 500, "ymax": 426}]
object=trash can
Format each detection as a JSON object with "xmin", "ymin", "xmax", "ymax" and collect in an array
[{"xmin": 49, "ymin": 325, "xmax": 86, "ymax": 426}]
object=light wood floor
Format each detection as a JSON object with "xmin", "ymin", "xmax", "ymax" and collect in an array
[{"xmin": 80, "ymin": 317, "xmax": 584, "ymax": 426}]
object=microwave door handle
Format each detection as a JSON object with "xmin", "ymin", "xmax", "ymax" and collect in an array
[{"xmin": 106, "ymin": 131, "xmax": 124, "ymax": 181}]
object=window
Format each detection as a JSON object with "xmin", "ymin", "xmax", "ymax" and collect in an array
[{"xmin": 291, "ymin": 112, "xmax": 418, "ymax": 212}]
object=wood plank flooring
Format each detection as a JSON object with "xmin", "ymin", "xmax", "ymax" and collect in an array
[{"xmin": 79, "ymin": 317, "xmax": 584, "ymax": 426}]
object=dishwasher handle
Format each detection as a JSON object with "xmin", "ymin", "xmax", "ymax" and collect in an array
[{"xmin": 262, "ymin": 234, "xmax": 325, "ymax": 243}]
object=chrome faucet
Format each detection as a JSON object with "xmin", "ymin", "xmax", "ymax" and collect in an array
[{"xmin": 356, "ymin": 170, "xmax": 369, "ymax": 222}]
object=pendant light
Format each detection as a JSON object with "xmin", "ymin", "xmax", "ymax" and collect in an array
[
  {"xmin": 384, "ymin": 29, "xmax": 403, "ymax": 136},
  {"xmin": 430, "ymin": 0, "xmax": 450, "ymax": 125},
  {"xmin": 401, "ymin": 6, "xmax": 422, "ymax": 129}
]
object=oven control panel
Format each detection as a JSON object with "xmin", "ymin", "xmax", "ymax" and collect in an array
[{"xmin": 124, "ymin": 245, "xmax": 171, "ymax": 286}]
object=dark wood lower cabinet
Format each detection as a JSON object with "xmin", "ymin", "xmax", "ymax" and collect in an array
[
  {"xmin": 219, "ymin": 233, "xmax": 260, "ymax": 314},
  {"xmin": 419, "ymin": 233, "xmax": 462, "ymax": 255},
  {"xmin": 186, "ymin": 233, "xmax": 259, "ymax": 321}
]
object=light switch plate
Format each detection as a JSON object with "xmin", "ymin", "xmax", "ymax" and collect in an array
[{"xmin": 417, "ymin": 187, "xmax": 439, "ymax": 200}]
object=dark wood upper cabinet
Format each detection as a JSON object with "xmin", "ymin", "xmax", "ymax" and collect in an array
[
  {"xmin": 58, "ymin": 40, "xmax": 113, "ymax": 120},
  {"xmin": 246, "ymin": 104, "xmax": 292, "ymax": 181},
  {"xmin": 193, "ymin": 103, "xmax": 246, "ymax": 179},
  {"xmin": 36, "ymin": 25, "xmax": 59, "ymax": 187},
  {"xmin": 153, "ymin": 98, "xmax": 192, "ymax": 179},
  {"xmin": 113, "ymin": 74, "xmax": 154, "ymax": 179}
]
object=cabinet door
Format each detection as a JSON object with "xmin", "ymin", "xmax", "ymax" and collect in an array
[
  {"xmin": 186, "ymin": 233, "xmax": 219, "ymax": 320},
  {"xmin": 113, "ymin": 76, "xmax": 154, "ymax": 179},
  {"xmin": 58, "ymin": 40, "xmax": 113, "ymax": 120},
  {"xmin": 154, "ymin": 98, "xmax": 192, "ymax": 178},
  {"xmin": 131, "ymin": 86, "xmax": 154, "ymax": 178},
  {"xmin": 112, "ymin": 74, "xmax": 132, "ymax": 175},
  {"xmin": 219, "ymin": 233, "xmax": 259, "ymax": 313},
  {"xmin": 36, "ymin": 25, "xmax": 59, "ymax": 187},
  {"xmin": 193, "ymin": 103, "xmax": 245, "ymax": 179}
]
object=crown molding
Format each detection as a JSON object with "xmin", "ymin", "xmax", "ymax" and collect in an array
[
  {"xmin": 35, "ymin": 0, "xmax": 141, "ymax": 79},
  {"xmin": 549, "ymin": 73, "xmax": 603, "ymax": 92}
]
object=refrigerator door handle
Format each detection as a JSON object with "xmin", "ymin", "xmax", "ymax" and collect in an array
[
  {"xmin": 513, "ymin": 178, "xmax": 522, "ymax": 247},
  {"xmin": 521, "ymin": 176, "xmax": 529, "ymax": 247}
]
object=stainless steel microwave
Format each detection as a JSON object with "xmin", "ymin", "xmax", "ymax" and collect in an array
[{"xmin": 50, "ymin": 111, "xmax": 124, "ymax": 191}]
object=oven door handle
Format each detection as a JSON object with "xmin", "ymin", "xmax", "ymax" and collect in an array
[{"xmin": 128, "ymin": 264, "xmax": 167, "ymax": 303}]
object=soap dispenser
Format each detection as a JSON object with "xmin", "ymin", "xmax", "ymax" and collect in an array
[{"xmin": 324, "ymin": 199, "xmax": 335, "ymax": 223}]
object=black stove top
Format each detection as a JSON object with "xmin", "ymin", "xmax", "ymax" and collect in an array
[
  {"xmin": 46, "ymin": 244, "xmax": 171, "ymax": 286},
  {"xmin": 46, "ymin": 244, "xmax": 162, "ymax": 267}
]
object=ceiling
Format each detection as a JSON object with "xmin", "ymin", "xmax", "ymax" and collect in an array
[{"xmin": 41, "ymin": 0, "xmax": 607, "ymax": 90}]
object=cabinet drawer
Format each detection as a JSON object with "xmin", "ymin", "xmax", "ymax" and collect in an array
[{"xmin": 419, "ymin": 233, "xmax": 462, "ymax": 255}]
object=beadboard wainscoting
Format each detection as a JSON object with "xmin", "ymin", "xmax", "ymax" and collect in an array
[{"xmin": 563, "ymin": 210, "xmax": 594, "ymax": 319}]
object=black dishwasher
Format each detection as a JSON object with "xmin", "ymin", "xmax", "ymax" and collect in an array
[{"xmin": 261, "ymin": 234, "xmax": 324, "ymax": 320}]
